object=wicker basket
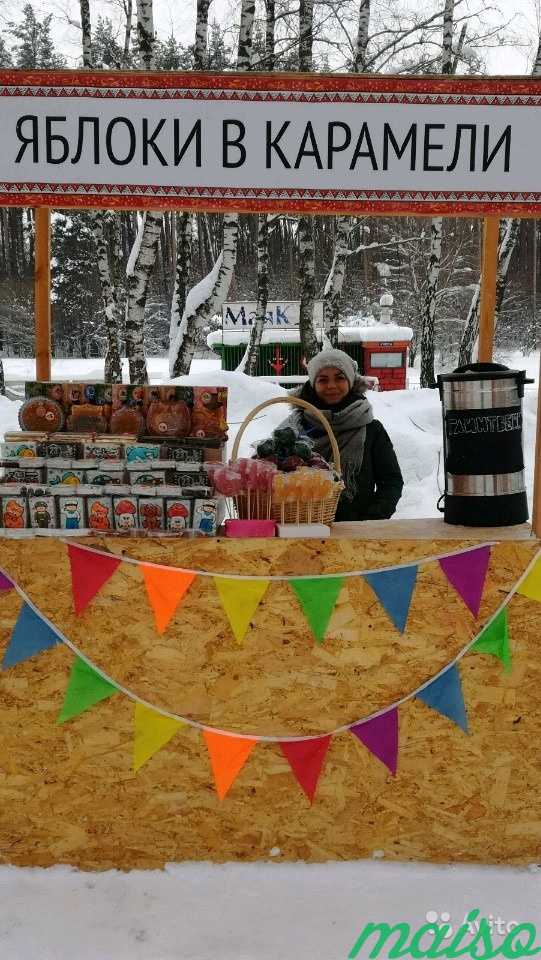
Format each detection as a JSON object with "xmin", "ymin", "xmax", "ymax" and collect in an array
[{"xmin": 230, "ymin": 395, "xmax": 344, "ymax": 525}]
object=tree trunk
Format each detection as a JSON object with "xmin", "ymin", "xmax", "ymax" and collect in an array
[
  {"xmin": 298, "ymin": 216, "xmax": 319, "ymax": 362},
  {"xmin": 299, "ymin": 0, "xmax": 313, "ymax": 72},
  {"xmin": 170, "ymin": 214, "xmax": 239, "ymax": 376},
  {"xmin": 264, "ymin": 0, "xmax": 275, "ymax": 71},
  {"xmin": 324, "ymin": 216, "xmax": 352, "ymax": 347},
  {"xmin": 420, "ymin": 217, "xmax": 442, "ymax": 387},
  {"xmin": 240, "ymin": 215, "xmax": 269, "ymax": 374},
  {"xmin": 194, "ymin": 0, "xmax": 210, "ymax": 70},
  {"xmin": 125, "ymin": 212, "xmax": 162, "ymax": 383},
  {"xmin": 169, "ymin": 212, "xmax": 193, "ymax": 356},
  {"xmin": 79, "ymin": 0, "xmax": 92, "ymax": 66},
  {"xmin": 136, "ymin": 0, "xmax": 155, "ymax": 70},
  {"xmin": 419, "ymin": 0, "xmax": 454, "ymax": 386},
  {"xmin": 79, "ymin": 0, "xmax": 123, "ymax": 382},
  {"xmin": 354, "ymin": 0, "xmax": 370, "ymax": 72},
  {"xmin": 168, "ymin": 0, "xmax": 254, "ymax": 376},
  {"xmin": 90, "ymin": 212, "xmax": 123, "ymax": 383},
  {"xmin": 459, "ymin": 29, "xmax": 541, "ymax": 363},
  {"xmin": 237, "ymin": 0, "xmax": 255, "ymax": 70}
]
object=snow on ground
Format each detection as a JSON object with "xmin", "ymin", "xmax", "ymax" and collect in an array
[
  {"xmin": 0, "ymin": 860, "xmax": 539, "ymax": 960},
  {"xmin": 1, "ymin": 356, "xmax": 540, "ymax": 958}
]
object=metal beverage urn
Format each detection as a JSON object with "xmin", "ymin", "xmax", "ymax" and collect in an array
[{"xmin": 437, "ymin": 362, "xmax": 531, "ymax": 526}]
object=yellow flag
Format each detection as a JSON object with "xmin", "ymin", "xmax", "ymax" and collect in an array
[
  {"xmin": 517, "ymin": 557, "xmax": 541, "ymax": 602},
  {"xmin": 133, "ymin": 702, "xmax": 184, "ymax": 773},
  {"xmin": 214, "ymin": 577, "xmax": 269, "ymax": 644}
]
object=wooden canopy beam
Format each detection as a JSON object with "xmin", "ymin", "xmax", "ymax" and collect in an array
[{"xmin": 34, "ymin": 206, "xmax": 51, "ymax": 381}]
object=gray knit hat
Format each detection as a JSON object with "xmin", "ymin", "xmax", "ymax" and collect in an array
[{"xmin": 307, "ymin": 349, "xmax": 358, "ymax": 389}]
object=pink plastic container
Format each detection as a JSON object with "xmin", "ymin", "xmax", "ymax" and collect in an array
[{"xmin": 224, "ymin": 519, "xmax": 276, "ymax": 539}]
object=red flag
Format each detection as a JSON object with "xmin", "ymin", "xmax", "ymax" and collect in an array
[
  {"xmin": 280, "ymin": 736, "xmax": 332, "ymax": 803},
  {"xmin": 68, "ymin": 544, "xmax": 121, "ymax": 615}
]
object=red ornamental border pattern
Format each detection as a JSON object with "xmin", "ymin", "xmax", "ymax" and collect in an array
[
  {"xmin": 2, "ymin": 68, "xmax": 541, "ymax": 98},
  {"xmin": 1, "ymin": 182, "xmax": 541, "ymax": 217}
]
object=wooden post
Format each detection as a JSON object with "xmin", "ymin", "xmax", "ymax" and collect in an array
[
  {"xmin": 478, "ymin": 216, "xmax": 500, "ymax": 362},
  {"xmin": 532, "ymin": 345, "xmax": 541, "ymax": 537},
  {"xmin": 34, "ymin": 206, "xmax": 52, "ymax": 381}
]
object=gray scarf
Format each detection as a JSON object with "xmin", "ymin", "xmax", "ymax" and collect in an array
[{"xmin": 282, "ymin": 389, "xmax": 374, "ymax": 500}]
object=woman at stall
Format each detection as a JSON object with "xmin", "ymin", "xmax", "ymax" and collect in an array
[{"xmin": 282, "ymin": 348, "xmax": 404, "ymax": 522}]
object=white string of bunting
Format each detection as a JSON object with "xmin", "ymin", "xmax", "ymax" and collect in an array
[{"xmin": 1, "ymin": 544, "xmax": 540, "ymax": 801}]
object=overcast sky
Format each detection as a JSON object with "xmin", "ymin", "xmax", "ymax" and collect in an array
[{"xmin": 1, "ymin": 0, "xmax": 540, "ymax": 73}]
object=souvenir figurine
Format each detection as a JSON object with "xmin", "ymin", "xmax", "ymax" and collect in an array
[
  {"xmin": 19, "ymin": 397, "xmax": 65, "ymax": 433},
  {"xmin": 146, "ymin": 400, "xmax": 191, "ymax": 438},
  {"xmin": 29, "ymin": 496, "xmax": 56, "ymax": 529},
  {"xmin": 87, "ymin": 497, "xmax": 114, "ymax": 531},
  {"xmin": 138, "ymin": 497, "xmax": 164, "ymax": 531},
  {"xmin": 2, "ymin": 497, "xmax": 27, "ymax": 528},
  {"xmin": 192, "ymin": 499, "xmax": 218, "ymax": 536},
  {"xmin": 66, "ymin": 404, "xmax": 109, "ymax": 433},
  {"xmin": 113, "ymin": 497, "xmax": 138, "ymax": 531},
  {"xmin": 110, "ymin": 404, "xmax": 145, "ymax": 436},
  {"xmin": 190, "ymin": 387, "xmax": 228, "ymax": 439},
  {"xmin": 58, "ymin": 496, "xmax": 84, "ymax": 530},
  {"xmin": 165, "ymin": 499, "xmax": 191, "ymax": 533}
]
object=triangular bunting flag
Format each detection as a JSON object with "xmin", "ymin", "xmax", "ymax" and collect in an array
[
  {"xmin": 58, "ymin": 656, "xmax": 118, "ymax": 723},
  {"xmin": 350, "ymin": 708, "xmax": 399, "ymax": 776},
  {"xmin": 290, "ymin": 577, "xmax": 344, "ymax": 643},
  {"xmin": 2, "ymin": 602, "xmax": 60, "ymax": 668},
  {"xmin": 68, "ymin": 544, "xmax": 121, "ymax": 615},
  {"xmin": 214, "ymin": 578, "xmax": 269, "ymax": 644},
  {"xmin": 203, "ymin": 730, "xmax": 257, "ymax": 800},
  {"xmin": 471, "ymin": 608, "xmax": 511, "ymax": 673},
  {"xmin": 416, "ymin": 664, "xmax": 468, "ymax": 733},
  {"xmin": 142, "ymin": 565, "xmax": 196, "ymax": 634},
  {"xmin": 0, "ymin": 571, "xmax": 14, "ymax": 591},
  {"xmin": 439, "ymin": 546, "xmax": 491, "ymax": 617},
  {"xmin": 363, "ymin": 566, "xmax": 417, "ymax": 633},
  {"xmin": 280, "ymin": 736, "xmax": 332, "ymax": 803},
  {"xmin": 517, "ymin": 556, "xmax": 541, "ymax": 603},
  {"xmin": 133, "ymin": 702, "xmax": 184, "ymax": 772}
]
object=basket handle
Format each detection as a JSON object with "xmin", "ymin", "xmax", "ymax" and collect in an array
[{"xmin": 230, "ymin": 395, "xmax": 342, "ymax": 475}]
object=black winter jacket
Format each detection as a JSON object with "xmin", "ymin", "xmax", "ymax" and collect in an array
[{"xmin": 333, "ymin": 419, "xmax": 404, "ymax": 522}]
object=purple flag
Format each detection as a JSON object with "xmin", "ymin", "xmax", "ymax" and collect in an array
[
  {"xmin": 439, "ymin": 546, "xmax": 491, "ymax": 618},
  {"xmin": 351, "ymin": 708, "xmax": 398, "ymax": 776},
  {"xmin": 0, "ymin": 571, "xmax": 14, "ymax": 592}
]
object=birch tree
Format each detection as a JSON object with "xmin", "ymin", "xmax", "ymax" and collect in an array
[
  {"xmin": 194, "ymin": 0, "xmax": 210, "ymax": 69},
  {"xmin": 238, "ymin": 0, "xmax": 276, "ymax": 374},
  {"xmin": 297, "ymin": 0, "xmax": 320, "ymax": 363},
  {"xmin": 169, "ymin": 0, "xmax": 255, "ymax": 376},
  {"xmin": 79, "ymin": 0, "xmax": 122, "ymax": 382},
  {"xmin": 323, "ymin": 0, "xmax": 370, "ymax": 347},
  {"xmin": 459, "ymin": 30, "xmax": 541, "ymax": 365},
  {"xmin": 419, "ymin": 0, "xmax": 454, "ymax": 388},
  {"xmin": 124, "ymin": 0, "xmax": 162, "ymax": 383}
]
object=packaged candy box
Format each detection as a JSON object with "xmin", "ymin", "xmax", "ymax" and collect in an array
[
  {"xmin": 1, "ymin": 495, "xmax": 28, "ymax": 529},
  {"xmin": 28, "ymin": 495, "xmax": 56, "ymax": 529},
  {"xmin": 87, "ymin": 496, "xmax": 114, "ymax": 532},
  {"xmin": 164, "ymin": 498, "xmax": 192, "ymax": 533},
  {"xmin": 58, "ymin": 495, "xmax": 85, "ymax": 530},
  {"xmin": 138, "ymin": 496, "xmax": 165, "ymax": 531}
]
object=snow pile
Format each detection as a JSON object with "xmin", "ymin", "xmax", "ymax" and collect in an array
[
  {"xmin": 0, "ymin": 860, "xmax": 539, "ymax": 960},
  {"xmin": 207, "ymin": 324, "xmax": 413, "ymax": 347}
]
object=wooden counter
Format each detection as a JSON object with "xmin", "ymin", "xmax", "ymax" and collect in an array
[{"xmin": 0, "ymin": 521, "xmax": 539, "ymax": 870}]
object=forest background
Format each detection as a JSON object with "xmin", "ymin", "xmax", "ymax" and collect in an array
[{"xmin": 0, "ymin": 0, "xmax": 540, "ymax": 388}]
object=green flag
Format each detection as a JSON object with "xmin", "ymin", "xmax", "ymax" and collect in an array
[
  {"xmin": 470, "ymin": 608, "xmax": 511, "ymax": 673},
  {"xmin": 58, "ymin": 656, "xmax": 118, "ymax": 723},
  {"xmin": 290, "ymin": 577, "xmax": 344, "ymax": 643}
]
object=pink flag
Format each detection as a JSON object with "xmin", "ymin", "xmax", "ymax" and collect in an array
[
  {"xmin": 439, "ymin": 546, "xmax": 491, "ymax": 618},
  {"xmin": 350, "ymin": 708, "xmax": 398, "ymax": 776}
]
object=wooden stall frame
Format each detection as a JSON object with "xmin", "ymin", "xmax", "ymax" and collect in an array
[{"xmin": 8, "ymin": 69, "xmax": 533, "ymax": 532}]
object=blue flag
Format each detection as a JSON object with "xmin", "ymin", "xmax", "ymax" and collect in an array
[
  {"xmin": 416, "ymin": 664, "xmax": 468, "ymax": 733},
  {"xmin": 3, "ymin": 602, "xmax": 61, "ymax": 669},
  {"xmin": 363, "ymin": 565, "xmax": 418, "ymax": 633}
]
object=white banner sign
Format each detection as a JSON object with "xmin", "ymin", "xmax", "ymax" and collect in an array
[
  {"xmin": 1, "ymin": 70, "xmax": 540, "ymax": 214},
  {"xmin": 223, "ymin": 300, "xmax": 324, "ymax": 329}
]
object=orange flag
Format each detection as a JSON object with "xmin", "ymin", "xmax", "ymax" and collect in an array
[
  {"xmin": 203, "ymin": 730, "xmax": 258, "ymax": 800},
  {"xmin": 142, "ymin": 565, "xmax": 196, "ymax": 634}
]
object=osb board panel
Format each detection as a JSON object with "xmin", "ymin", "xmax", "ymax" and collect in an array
[{"xmin": 0, "ymin": 535, "xmax": 539, "ymax": 870}]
